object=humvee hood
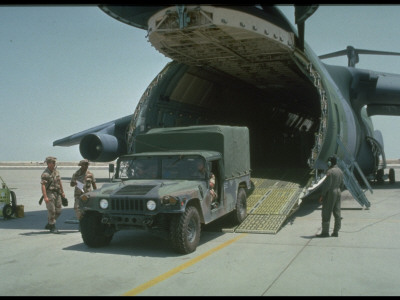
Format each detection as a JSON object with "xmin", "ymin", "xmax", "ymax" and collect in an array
[{"xmin": 99, "ymin": 180, "xmax": 202, "ymax": 198}]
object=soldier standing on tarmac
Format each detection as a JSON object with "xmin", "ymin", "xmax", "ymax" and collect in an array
[
  {"xmin": 70, "ymin": 159, "xmax": 97, "ymax": 221},
  {"xmin": 316, "ymin": 156, "xmax": 345, "ymax": 238},
  {"xmin": 41, "ymin": 156, "xmax": 65, "ymax": 234}
]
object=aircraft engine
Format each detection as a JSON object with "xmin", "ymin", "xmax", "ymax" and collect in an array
[{"xmin": 79, "ymin": 133, "xmax": 123, "ymax": 162}]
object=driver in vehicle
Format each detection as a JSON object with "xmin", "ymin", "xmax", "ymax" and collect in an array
[{"xmin": 194, "ymin": 160, "xmax": 218, "ymax": 207}]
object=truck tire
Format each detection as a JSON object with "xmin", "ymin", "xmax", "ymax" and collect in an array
[
  {"xmin": 232, "ymin": 188, "xmax": 247, "ymax": 224},
  {"xmin": 80, "ymin": 212, "xmax": 113, "ymax": 248},
  {"xmin": 170, "ymin": 206, "xmax": 201, "ymax": 254},
  {"xmin": 2, "ymin": 204, "xmax": 13, "ymax": 219},
  {"xmin": 389, "ymin": 168, "xmax": 395, "ymax": 183}
]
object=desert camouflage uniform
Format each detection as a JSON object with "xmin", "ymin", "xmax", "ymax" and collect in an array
[
  {"xmin": 71, "ymin": 169, "xmax": 96, "ymax": 220},
  {"xmin": 41, "ymin": 167, "xmax": 62, "ymax": 225}
]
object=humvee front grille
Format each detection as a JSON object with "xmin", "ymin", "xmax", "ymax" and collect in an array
[{"xmin": 110, "ymin": 197, "xmax": 145, "ymax": 212}]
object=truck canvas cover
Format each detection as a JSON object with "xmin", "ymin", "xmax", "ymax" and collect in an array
[{"xmin": 134, "ymin": 125, "xmax": 250, "ymax": 179}]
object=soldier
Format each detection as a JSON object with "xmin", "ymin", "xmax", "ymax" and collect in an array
[
  {"xmin": 194, "ymin": 160, "xmax": 218, "ymax": 207},
  {"xmin": 70, "ymin": 159, "xmax": 97, "ymax": 221},
  {"xmin": 316, "ymin": 156, "xmax": 345, "ymax": 238},
  {"xmin": 41, "ymin": 156, "xmax": 65, "ymax": 234}
]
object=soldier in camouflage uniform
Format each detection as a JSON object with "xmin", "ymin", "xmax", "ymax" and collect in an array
[
  {"xmin": 70, "ymin": 159, "xmax": 97, "ymax": 220},
  {"xmin": 41, "ymin": 156, "xmax": 65, "ymax": 234}
]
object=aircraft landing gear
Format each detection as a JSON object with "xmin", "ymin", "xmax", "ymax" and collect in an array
[
  {"xmin": 376, "ymin": 169, "xmax": 384, "ymax": 184},
  {"xmin": 389, "ymin": 168, "xmax": 395, "ymax": 184},
  {"xmin": 375, "ymin": 168, "xmax": 395, "ymax": 184}
]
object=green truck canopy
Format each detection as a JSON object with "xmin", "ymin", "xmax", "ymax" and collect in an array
[{"xmin": 134, "ymin": 125, "xmax": 250, "ymax": 178}]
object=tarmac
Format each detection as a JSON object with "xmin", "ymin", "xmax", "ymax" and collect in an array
[{"xmin": 1, "ymin": 164, "xmax": 400, "ymax": 296}]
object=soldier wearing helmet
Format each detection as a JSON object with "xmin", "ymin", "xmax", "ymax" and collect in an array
[
  {"xmin": 316, "ymin": 156, "xmax": 345, "ymax": 238},
  {"xmin": 41, "ymin": 156, "xmax": 65, "ymax": 234},
  {"xmin": 70, "ymin": 159, "xmax": 97, "ymax": 221}
]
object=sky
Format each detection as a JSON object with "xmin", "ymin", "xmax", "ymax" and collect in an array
[{"xmin": 1, "ymin": 5, "xmax": 400, "ymax": 162}]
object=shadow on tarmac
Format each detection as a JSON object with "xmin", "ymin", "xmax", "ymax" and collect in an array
[
  {"xmin": 61, "ymin": 228, "xmax": 226, "ymax": 257},
  {"xmin": 1, "ymin": 204, "xmax": 234, "ymax": 257},
  {"xmin": 0, "ymin": 208, "xmax": 78, "ymax": 230},
  {"xmin": 369, "ymin": 180, "xmax": 400, "ymax": 190}
]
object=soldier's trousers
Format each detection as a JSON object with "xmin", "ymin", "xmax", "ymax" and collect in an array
[
  {"xmin": 321, "ymin": 190, "xmax": 342, "ymax": 234},
  {"xmin": 74, "ymin": 196, "xmax": 82, "ymax": 220},
  {"xmin": 46, "ymin": 192, "xmax": 62, "ymax": 225}
]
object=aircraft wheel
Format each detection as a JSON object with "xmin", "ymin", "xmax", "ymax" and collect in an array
[
  {"xmin": 80, "ymin": 212, "xmax": 113, "ymax": 247},
  {"xmin": 2, "ymin": 204, "xmax": 13, "ymax": 219},
  {"xmin": 389, "ymin": 168, "xmax": 395, "ymax": 184},
  {"xmin": 232, "ymin": 188, "xmax": 247, "ymax": 224},
  {"xmin": 170, "ymin": 206, "xmax": 201, "ymax": 254}
]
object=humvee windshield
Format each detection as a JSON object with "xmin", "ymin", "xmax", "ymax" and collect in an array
[{"xmin": 117, "ymin": 155, "xmax": 207, "ymax": 180}]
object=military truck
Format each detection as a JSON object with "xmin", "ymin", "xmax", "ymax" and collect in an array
[{"xmin": 79, "ymin": 125, "xmax": 251, "ymax": 254}]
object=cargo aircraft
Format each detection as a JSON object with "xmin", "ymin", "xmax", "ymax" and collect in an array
[{"xmin": 54, "ymin": 5, "xmax": 400, "ymax": 191}]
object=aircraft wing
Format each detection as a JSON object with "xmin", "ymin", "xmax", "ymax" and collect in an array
[
  {"xmin": 335, "ymin": 67, "xmax": 400, "ymax": 117},
  {"xmin": 53, "ymin": 114, "xmax": 132, "ymax": 161}
]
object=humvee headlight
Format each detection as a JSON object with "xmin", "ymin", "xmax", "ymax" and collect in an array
[
  {"xmin": 162, "ymin": 195, "xmax": 178, "ymax": 205},
  {"xmin": 146, "ymin": 200, "xmax": 156, "ymax": 211},
  {"xmin": 99, "ymin": 199, "xmax": 109, "ymax": 209}
]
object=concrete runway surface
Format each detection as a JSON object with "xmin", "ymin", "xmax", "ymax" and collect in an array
[{"xmin": 1, "ymin": 165, "xmax": 400, "ymax": 296}]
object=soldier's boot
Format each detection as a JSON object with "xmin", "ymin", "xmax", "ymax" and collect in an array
[
  {"xmin": 49, "ymin": 224, "xmax": 60, "ymax": 234},
  {"xmin": 44, "ymin": 223, "xmax": 51, "ymax": 230},
  {"xmin": 316, "ymin": 222, "xmax": 330, "ymax": 238},
  {"xmin": 331, "ymin": 222, "xmax": 341, "ymax": 237}
]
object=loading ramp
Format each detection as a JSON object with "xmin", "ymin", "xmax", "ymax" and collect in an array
[{"xmin": 221, "ymin": 168, "xmax": 313, "ymax": 234}]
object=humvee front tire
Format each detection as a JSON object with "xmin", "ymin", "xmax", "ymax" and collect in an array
[
  {"xmin": 80, "ymin": 212, "xmax": 113, "ymax": 247},
  {"xmin": 232, "ymin": 188, "xmax": 247, "ymax": 224},
  {"xmin": 170, "ymin": 206, "xmax": 201, "ymax": 254},
  {"xmin": 2, "ymin": 204, "xmax": 13, "ymax": 219}
]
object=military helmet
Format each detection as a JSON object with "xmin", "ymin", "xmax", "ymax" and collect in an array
[
  {"xmin": 45, "ymin": 156, "xmax": 57, "ymax": 163},
  {"xmin": 78, "ymin": 159, "xmax": 89, "ymax": 166}
]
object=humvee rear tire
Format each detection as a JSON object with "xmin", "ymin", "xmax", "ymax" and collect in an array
[
  {"xmin": 170, "ymin": 206, "xmax": 201, "ymax": 254},
  {"xmin": 389, "ymin": 168, "xmax": 395, "ymax": 183},
  {"xmin": 232, "ymin": 188, "xmax": 247, "ymax": 224},
  {"xmin": 80, "ymin": 212, "xmax": 113, "ymax": 247},
  {"xmin": 2, "ymin": 204, "xmax": 13, "ymax": 219}
]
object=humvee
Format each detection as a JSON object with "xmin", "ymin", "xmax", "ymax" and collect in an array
[{"xmin": 79, "ymin": 125, "xmax": 251, "ymax": 254}]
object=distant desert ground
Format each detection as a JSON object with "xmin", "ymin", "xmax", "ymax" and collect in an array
[{"xmin": 0, "ymin": 159, "xmax": 399, "ymax": 167}]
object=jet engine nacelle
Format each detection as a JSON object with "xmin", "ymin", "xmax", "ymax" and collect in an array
[{"xmin": 79, "ymin": 133, "xmax": 124, "ymax": 162}]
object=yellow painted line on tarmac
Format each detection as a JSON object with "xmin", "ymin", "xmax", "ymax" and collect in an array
[{"xmin": 122, "ymin": 233, "xmax": 247, "ymax": 296}]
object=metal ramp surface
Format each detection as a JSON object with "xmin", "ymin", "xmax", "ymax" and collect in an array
[{"xmin": 222, "ymin": 168, "xmax": 312, "ymax": 234}]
